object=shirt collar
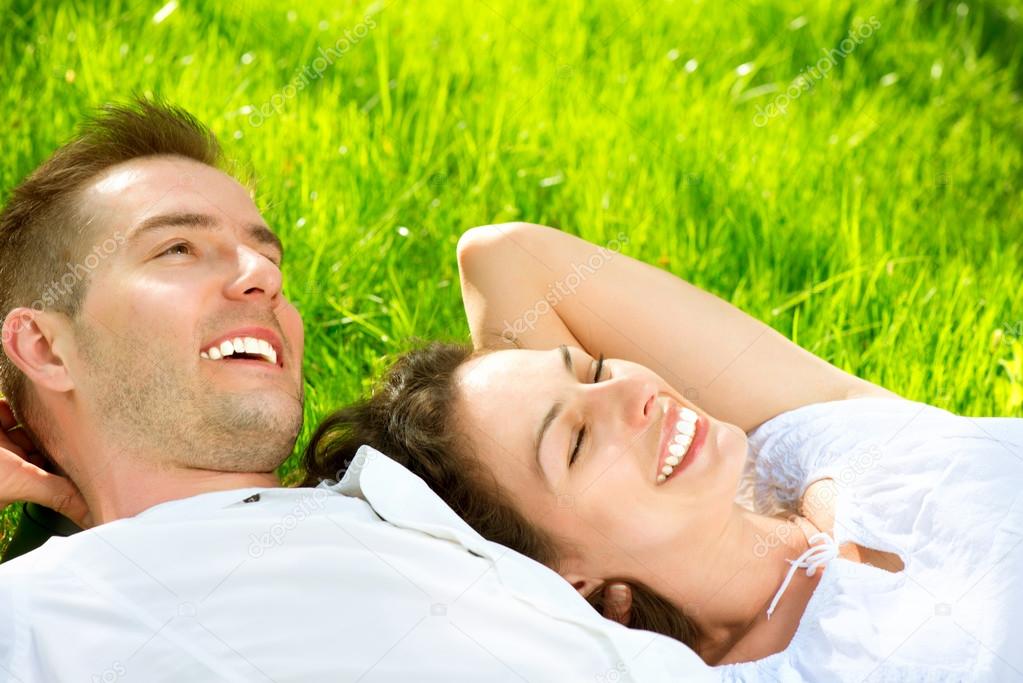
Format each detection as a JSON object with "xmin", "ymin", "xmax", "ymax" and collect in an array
[
  {"xmin": 328, "ymin": 445, "xmax": 490, "ymax": 553},
  {"xmin": 132, "ymin": 486, "xmax": 273, "ymax": 521},
  {"xmin": 326, "ymin": 445, "xmax": 610, "ymax": 624}
]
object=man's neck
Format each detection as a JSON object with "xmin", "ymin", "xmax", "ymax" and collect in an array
[
  {"xmin": 80, "ymin": 462, "xmax": 280, "ymax": 526},
  {"xmin": 47, "ymin": 410, "xmax": 289, "ymax": 526}
]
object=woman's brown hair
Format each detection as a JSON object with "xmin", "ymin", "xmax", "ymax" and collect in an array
[{"xmin": 302, "ymin": 340, "xmax": 700, "ymax": 649}]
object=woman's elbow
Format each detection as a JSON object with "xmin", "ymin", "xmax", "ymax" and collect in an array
[{"xmin": 456, "ymin": 222, "xmax": 539, "ymax": 274}]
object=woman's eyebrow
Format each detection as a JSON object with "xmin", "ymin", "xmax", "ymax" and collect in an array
[{"xmin": 533, "ymin": 346, "xmax": 578, "ymax": 480}]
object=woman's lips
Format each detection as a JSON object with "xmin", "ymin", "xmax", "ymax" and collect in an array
[{"xmin": 655, "ymin": 398, "xmax": 707, "ymax": 484}]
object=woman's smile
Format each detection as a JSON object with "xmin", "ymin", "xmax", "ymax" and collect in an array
[{"xmin": 655, "ymin": 397, "xmax": 709, "ymax": 485}]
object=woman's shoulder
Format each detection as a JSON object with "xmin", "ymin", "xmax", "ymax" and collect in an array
[
  {"xmin": 844, "ymin": 385, "xmax": 903, "ymax": 401},
  {"xmin": 750, "ymin": 388, "xmax": 1018, "ymax": 451},
  {"xmin": 742, "ymin": 394, "xmax": 922, "ymax": 515},
  {"xmin": 747, "ymin": 391, "xmax": 934, "ymax": 458},
  {"xmin": 750, "ymin": 390, "xmax": 911, "ymax": 438}
]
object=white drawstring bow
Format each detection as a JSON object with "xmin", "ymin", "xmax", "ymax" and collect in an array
[{"xmin": 765, "ymin": 530, "xmax": 839, "ymax": 620}]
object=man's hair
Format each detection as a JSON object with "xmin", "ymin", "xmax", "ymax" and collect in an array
[{"xmin": 0, "ymin": 95, "xmax": 225, "ymax": 426}]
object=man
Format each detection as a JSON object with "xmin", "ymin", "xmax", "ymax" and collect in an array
[
  {"xmin": 0, "ymin": 97, "xmax": 709, "ymax": 681},
  {"xmin": 0, "ymin": 96, "xmax": 302, "ymax": 541}
]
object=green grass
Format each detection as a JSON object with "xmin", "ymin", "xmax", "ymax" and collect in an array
[{"xmin": 2, "ymin": 0, "xmax": 1021, "ymax": 554}]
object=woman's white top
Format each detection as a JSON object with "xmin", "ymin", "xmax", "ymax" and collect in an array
[{"xmin": 721, "ymin": 396, "xmax": 1023, "ymax": 683}]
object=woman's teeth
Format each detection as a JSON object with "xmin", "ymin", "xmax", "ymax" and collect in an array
[{"xmin": 658, "ymin": 407, "xmax": 698, "ymax": 483}]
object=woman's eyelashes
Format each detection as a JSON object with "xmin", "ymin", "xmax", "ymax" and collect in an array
[{"xmin": 568, "ymin": 353, "xmax": 607, "ymax": 466}]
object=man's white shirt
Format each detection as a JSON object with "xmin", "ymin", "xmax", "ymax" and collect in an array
[{"xmin": 0, "ymin": 445, "xmax": 713, "ymax": 682}]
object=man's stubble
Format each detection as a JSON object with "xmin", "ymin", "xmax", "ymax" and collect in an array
[{"xmin": 74, "ymin": 317, "xmax": 304, "ymax": 474}]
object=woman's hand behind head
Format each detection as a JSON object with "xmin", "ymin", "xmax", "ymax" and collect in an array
[{"xmin": 1, "ymin": 399, "xmax": 91, "ymax": 528}]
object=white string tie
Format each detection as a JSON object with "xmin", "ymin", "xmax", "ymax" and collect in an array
[{"xmin": 766, "ymin": 531, "xmax": 838, "ymax": 620}]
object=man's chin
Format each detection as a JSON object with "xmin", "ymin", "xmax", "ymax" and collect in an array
[
  {"xmin": 201, "ymin": 394, "xmax": 302, "ymax": 438},
  {"xmin": 193, "ymin": 413, "xmax": 301, "ymax": 473}
]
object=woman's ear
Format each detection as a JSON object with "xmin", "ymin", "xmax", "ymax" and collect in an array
[
  {"xmin": 562, "ymin": 573, "xmax": 635, "ymax": 625},
  {"xmin": 560, "ymin": 571, "xmax": 604, "ymax": 599}
]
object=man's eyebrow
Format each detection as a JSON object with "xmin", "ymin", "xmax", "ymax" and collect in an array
[
  {"xmin": 533, "ymin": 345, "xmax": 577, "ymax": 480},
  {"xmin": 126, "ymin": 211, "xmax": 285, "ymax": 263}
]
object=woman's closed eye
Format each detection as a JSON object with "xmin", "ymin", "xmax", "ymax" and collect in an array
[{"xmin": 569, "ymin": 352, "xmax": 606, "ymax": 466}]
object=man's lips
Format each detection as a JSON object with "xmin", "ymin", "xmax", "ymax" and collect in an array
[
  {"xmin": 208, "ymin": 357, "xmax": 284, "ymax": 372},
  {"xmin": 200, "ymin": 326, "xmax": 285, "ymax": 368}
]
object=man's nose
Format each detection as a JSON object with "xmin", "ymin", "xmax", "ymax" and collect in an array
[{"xmin": 224, "ymin": 245, "xmax": 283, "ymax": 305}]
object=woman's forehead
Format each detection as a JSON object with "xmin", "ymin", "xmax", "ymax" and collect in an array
[
  {"xmin": 454, "ymin": 349, "xmax": 558, "ymax": 447},
  {"xmin": 458, "ymin": 348, "xmax": 546, "ymax": 389}
]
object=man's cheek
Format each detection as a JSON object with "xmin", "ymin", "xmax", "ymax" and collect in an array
[{"xmin": 285, "ymin": 307, "xmax": 305, "ymax": 355}]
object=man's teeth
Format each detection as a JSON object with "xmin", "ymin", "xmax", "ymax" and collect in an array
[
  {"xmin": 199, "ymin": 336, "xmax": 278, "ymax": 365},
  {"xmin": 657, "ymin": 407, "xmax": 698, "ymax": 483}
]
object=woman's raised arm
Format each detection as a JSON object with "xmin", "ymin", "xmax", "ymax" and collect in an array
[{"xmin": 456, "ymin": 222, "xmax": 899, "ymax": 433}]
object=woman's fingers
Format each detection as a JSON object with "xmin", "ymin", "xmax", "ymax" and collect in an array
[
  {"xmin": 0, "ymin": 436, "xmax": 28, "ymax": 461},
  {"xmin": 48, "ymin": 479, "xmax": 92, "ymax": 529},
  {"xmin": 0, "ymin": 400, "xmax": 15, "ymax": 430},
  {"xmin": 602, "ymin": 582, "xmax": 633, "ymax": 625},
  {"xmin": 1, "ymin": 449, "xmax": 91, "ymax": 528},
  {"xmin": 1, "ymin": 399, "xmax": 38, "ymax": 454},
  {"xmin": 5, "ymin": 426, "xmax": 36, "ymax": 455},
  {"xmin": 1, "ymin": 428, "xmax": 36, "ymax": 463}
]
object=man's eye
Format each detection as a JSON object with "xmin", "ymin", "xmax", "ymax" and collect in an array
[{"xmin": 160, "ymin": 243, "xmax": 192, "ymax": 257}]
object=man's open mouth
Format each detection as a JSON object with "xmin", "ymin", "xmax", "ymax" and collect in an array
[{"xmin": 200, "ymin": 334, "xmax": 281, "ymax": 367}]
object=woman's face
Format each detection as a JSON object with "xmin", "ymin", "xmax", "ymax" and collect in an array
[{"xmin": 453, "ymin": 346, "xmax": 749, "ymax": 596}]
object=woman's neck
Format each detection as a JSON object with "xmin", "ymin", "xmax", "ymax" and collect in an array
[{"xmin": 683, "ymin": 506, "xmax": 826, "ymax": 665}]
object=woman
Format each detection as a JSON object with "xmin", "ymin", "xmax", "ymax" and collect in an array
[{"xmin": 304, "ymin": 223, "xmax": 1023, "ymax": 678}]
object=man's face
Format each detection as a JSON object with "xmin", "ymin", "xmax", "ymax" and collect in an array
[{"xmin": 64, "ymin": 155, "xmax": 304, "ymax": 473}]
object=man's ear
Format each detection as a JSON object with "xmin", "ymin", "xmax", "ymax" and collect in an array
[{"xmin": 2, "ymin": 308, "xmax": 76, "ymax": 393}]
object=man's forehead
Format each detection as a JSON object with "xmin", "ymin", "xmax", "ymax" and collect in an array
[
  {"xmin": 83, "ymin": 156, "xmax": 260, "ymax": 228},
  {"xmin": 89, "ymin": 155, "xmax": 219, "ymax": 194}
]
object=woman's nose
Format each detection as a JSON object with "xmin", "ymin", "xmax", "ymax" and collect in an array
[
  {"xmin": 590, "ymin": 373, "xmax": 659, "ymax": 430},
  {"xmin": 641, "ymin": 393, "xmax": 656, "ymax": 419}
]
